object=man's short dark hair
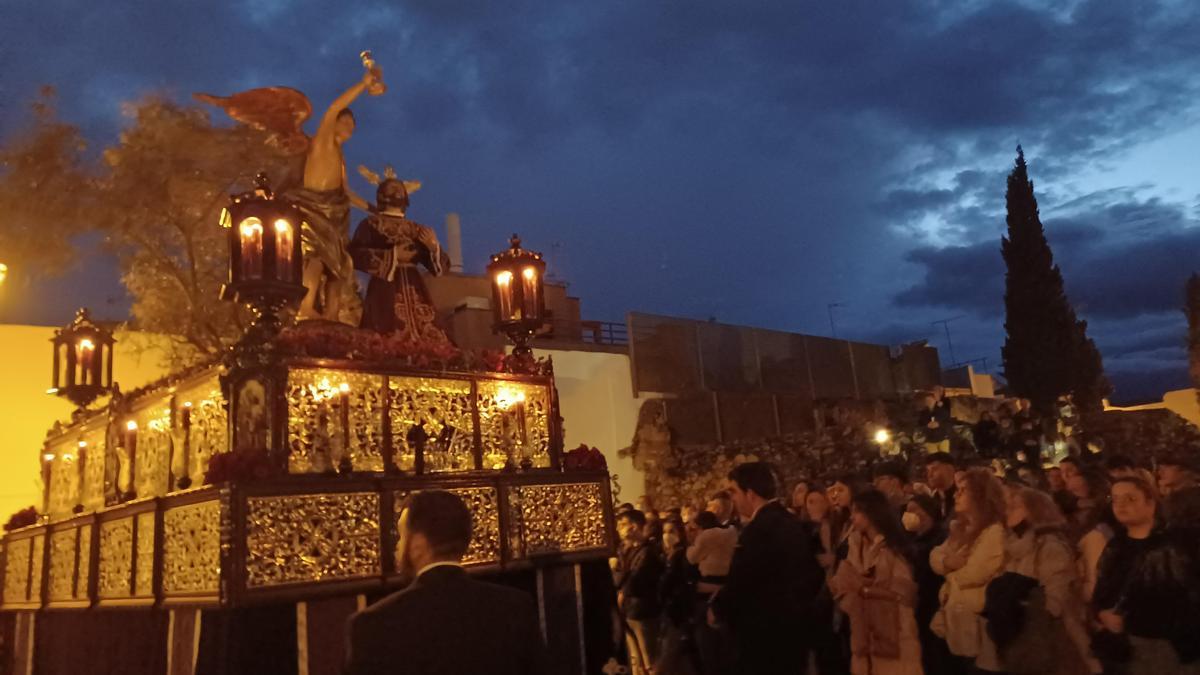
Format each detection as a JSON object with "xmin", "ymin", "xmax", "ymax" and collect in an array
[
  {"xmin": 694, "ymin": 511, "xmax": 720, "ymax": 529},
  {"xmin": 337, "ymin": 108, "xmax": 356, "ymax": 123},
  {"xmin": 403, "ymin": 490, "xmax": 472, "ymax": 560},
  {"xmin": 728, "ymin": 462, "xmax": 778, "ymax": 500},
  {"xmin": 926, "ymin": 452, "xmax": 955, "ymax": 468},
  {"xmin": 616, "ymin": 502, "xmax": 635, "ymax": 514},
  {"xmin": 873, "ymin": 462, "xmax": 909, "ymax": 483},
  {"xmin": 617, "ymin": 509, "xmax": 647, "ymax": 528}
]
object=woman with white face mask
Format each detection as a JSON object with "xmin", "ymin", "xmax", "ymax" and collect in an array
[{"xmin": 906, "ymin": 495, "xmax": 959, "ymax": 675}]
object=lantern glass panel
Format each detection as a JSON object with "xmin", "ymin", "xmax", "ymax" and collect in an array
[
  {"xmin": 239, "ymin": 217, "xmax": 265, "ymax": 279},
  {"xmin": 273, "ymin": 218, "xmax": 294, "ymax": 281}
]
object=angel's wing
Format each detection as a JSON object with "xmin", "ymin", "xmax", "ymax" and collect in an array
[{"xmin": 194, "ymin": 87, "xmax": 312, "ymax": 155}]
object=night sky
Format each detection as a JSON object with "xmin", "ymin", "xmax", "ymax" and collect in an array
[{"xmin": 2, "ymin": 1, "xmax": 1198, "ymax": 403}]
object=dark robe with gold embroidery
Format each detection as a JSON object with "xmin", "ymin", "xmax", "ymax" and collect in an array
[{"xmin": 349, "ymin": 212, "xmax": 453, "ymax": 343}]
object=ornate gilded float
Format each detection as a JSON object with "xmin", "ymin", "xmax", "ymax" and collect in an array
[{"xmin": 3, "ymin": 356, "xmax": 614, "ymax": 611}]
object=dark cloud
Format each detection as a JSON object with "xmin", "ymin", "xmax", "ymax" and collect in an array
[{"xmin": 2, "ymin": 0, "xmax": 1200, "ymax": 398}]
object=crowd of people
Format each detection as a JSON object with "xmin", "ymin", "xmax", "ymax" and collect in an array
[{"xmin": 610, "ymin": 443, "xmax": 1200, "ymax": 675}]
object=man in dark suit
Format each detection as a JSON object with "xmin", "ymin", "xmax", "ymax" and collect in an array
[
  {"xmin": 344, "ymin": 490, "xmax": 547, "ymax": 675},
  {"xmin": 709, "ymin": 462, "xmax": 824, "ymax": 675}
]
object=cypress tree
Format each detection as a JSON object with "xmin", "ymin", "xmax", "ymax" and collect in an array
[
  {"xmin": 1001, "ymin": 146, "xmax": 1108, "ymax": 412},
  {"xmin": 1186, "ymin": 274, "xmax": 1200, "ymax": 401}
]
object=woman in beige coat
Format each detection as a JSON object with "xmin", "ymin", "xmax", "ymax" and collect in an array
[
  {"xmin": 931, "ymin": 468, "xmax": 1007, "ymax": 673},
  {"xmin": 1004, "ymin": 486, "xmax": 1097, "ymax": 675},
  {"xmin": 831, "ymin": 489, "xmax": 923, "ymax": 675}
]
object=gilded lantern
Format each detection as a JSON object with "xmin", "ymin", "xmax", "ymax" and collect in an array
[{"xmin": 486, "ymin": 234, "xmax": 547, "ymax": 357}]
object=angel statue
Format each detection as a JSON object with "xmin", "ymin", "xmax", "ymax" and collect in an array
[
  {"xmin": 195, "ymin": 52, "xmax": 386, "ymax": 321},
  {"xmin": 348, "ymin": 165, "xmax": 453, "ymax": 345}
]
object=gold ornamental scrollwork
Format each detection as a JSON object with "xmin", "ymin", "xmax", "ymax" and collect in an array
[
  {"xmin": 77, "ymin": 523, "xmax": 92, "ymax": 599},
  {"xmin": 177, "ymin": 374, "xmax": 228, "ymax": 486},
  {"xmin": 3, "ymin": 538, "xmax": 31, "ymax": 603},
  {"xmin": 133, "ymin": 397, "xmax": 174, "ymax": 498},
  {"xmin": 287, "ymin": 369, "xmax": 386, "ymax": 473},
  {"xmin": 135, "ymin": 511, "xmax": 155, "ymax": 596},
  {"xmin": 245, "ymin": 492, "xmax": 380, "ymax": 587},
  {"xmin": 98, "ymin": 518, "xmax": 134, "ymax": 599},
  {"xmin": 388, "ymin": 376, "xmax": 474, "ymax": 473},
  {"xmin": 476, "ymin": 381, "xmax": 551, "ymax": 470},
  {"xmin": 29, "ymin": 534, "xmax": 45, "ymax": 600},
  {"xmin": 162, "ymin": 501, "xmax": 222, "ymax": 594},
  {"xmin": 48, "ymin": 528, "xmax": 76, "ymax": 602},
  {"xmin": 394, "ymin": 487, "xmax": 500, "ymax": 565},
  {"xmin": 514, "ymin": 482, "xmax": 608, "ymax": 556}
]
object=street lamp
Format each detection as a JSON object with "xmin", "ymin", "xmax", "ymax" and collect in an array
[
  {"xmin": 487, "ymin": 234, "xmax": 547, "ymax": 371},
  {"xmin": 49, "ymin": 307, "xmax": 115, "ymax": 409},
  {"xmin": 220, "ymin": 173, "xmax": 306, "ymax": 343}
]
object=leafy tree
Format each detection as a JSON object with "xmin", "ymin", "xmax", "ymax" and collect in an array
[
  {"xmin": 0, "ymin": 92, "xmax": 292, "ymax": 362},
  {"xmin": 0, "ymin": 87, "xmax": 90, "ymax": 285},
  {"xmin": 96, "ymin": 98, "xmax": 292, "ymax": 359},
  {"xmin": 1001, "ymin": 146, "xmax": 1109, "ymax": 412}
]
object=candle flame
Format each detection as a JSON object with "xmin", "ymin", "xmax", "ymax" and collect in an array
[
  {"xmin": 126, "ymin": 420, "xmax": 138, "ymax": 431},
  {"xmin": 522, "ymin": 267, "xmax": 536, "ymax": 280},
  {"xmin": 274, "ymin": 218, "xmax": 291, "ymax": 233},
  {"xmin": 239, "ymin": 217, "xmax": 264, "ymax": 237},
  {"xmin": 495, "ymin": 270, "xmax": 513, "ymax": 285}
]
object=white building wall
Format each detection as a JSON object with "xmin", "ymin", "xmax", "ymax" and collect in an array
[{"xmin": 541, "ymin": 348, "xmax": 650, "ymax": 504}]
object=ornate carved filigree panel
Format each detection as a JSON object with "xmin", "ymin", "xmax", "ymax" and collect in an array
[
  {"xmin": 135, "ymin": 511, "xmax": 155, "ymax": 596},
  {"xmin": 3, "ymin": 538, "xmax": 31, "ymax": 603},
  {"xmin": 177, "ymin": 374, "xmax": 228, "ymax": 486},
  {"xmin": 29, "ymin": 534, "xmax": 45, "ymax": 600},
  {"xmin": 245, "ymin": 492, "xmax": 380, "ymax": 587},
  {"xmin": 287, "ymin": 369, "xmax": 386, "ymax": 473},
  {"xmin": 511, "ymin": 482, "xmax": 608, "ymax": 557},
  {"xmin": 81, "ymin": 428, "xmax": 107, "ymax": 511},
  {"xmin": 48, "ymin": 528, "xmax": 76, "ymax": 602},
  {"xmin": 394, "ymin": 487, "xmax": 500, "ymax": 565},
  {"xmin": 133, "ymin": 396, "xmax": 174, "ymax": 498},
  {"xmin": 162, "ymin": 501, "xmax": 221, "ymax": 595},
  {"xmin": 98, "ymin": 518, "xmax": 133, "ymax": 599},
  {"xmin": 47, "ymin": 437, "xmax": 81, "ymax": 520},
  {"xmin": 77, "ymin": 524, "xmax": 91, "ymax": 599},
  {"xmin": 389, "ymin": 376, "xmax": 474, "ymax": 473},
  {"xmin": 477, "ymin": 381, "xmax": 551, "ymax": 470}
]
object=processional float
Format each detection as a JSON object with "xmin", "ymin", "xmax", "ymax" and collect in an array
[{"xmin": 0, "ymin": 56, "xmax": 614, "ymax": 675}]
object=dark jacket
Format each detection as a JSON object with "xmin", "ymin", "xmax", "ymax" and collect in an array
[
  {"xmin": 711, "ymin": 501, "xmax": 823, "ymax": 673},
  {"xmin": 1094, "ymin": 529, "xmax": 1200, "ymax": 662},
  {"xmin": 345, "ymin": 565, "xmax": 546, "ymax": 675},
  {"xmin": 658, "ymin": 544, "xmax": 696, "ymax": 626},
  {"xmin": 615, "ymin": 539, "xmax": 665, "ymax": 620}
]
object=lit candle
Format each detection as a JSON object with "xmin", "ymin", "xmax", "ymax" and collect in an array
[
  {"xmin": 494, "ymin": 270, "xmax": 514, "ymax": 320},
  {"xmin": 240, "ymin": 217, "xmax": 264, "ymax": 279},
  {"xmin": 125, "ymin": 420, "xmax": 138, "ymax": 498},
  {"xmin": 274, "ymin": 218, "xmax": 293, "ymax": 280},
  {"xmin": 179, "ymin": 402, "xmax": 193, "ymax": 489},
  {"xmin": 521, "ymin": 266, "xmax": 539, "ymax": 319},
  {"xmin": 514, "ymin": 393, "xmax": 528, "ymax": 450},
  {"xmin": 77, "ymin": 338, "xmax": 95, "ymax": 386}
]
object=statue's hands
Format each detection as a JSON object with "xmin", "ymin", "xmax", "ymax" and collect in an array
[{"xmin": 363, "ymin": 67, "xmax": 386, "ymax": 96}]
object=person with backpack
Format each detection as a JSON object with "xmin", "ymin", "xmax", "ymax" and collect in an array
[{"xmin": 989, "ymin": 487, "xmax": 1094, "ymax": 674}]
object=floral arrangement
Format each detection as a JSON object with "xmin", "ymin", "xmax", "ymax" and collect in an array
[
  {"xmin": 278, "ymin": 323, "xmax": 464, "ymax": 366},
  {"xmin": 4, "ymin": 506, "xmax": 39, "ymax": 532},
  {"xmin": 563, "ymin": 444, "xmax": 608, "ymax": 471},
  {"xmin": 204, "ymin": 450, "xmax": 275, "ymax": 484}
]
